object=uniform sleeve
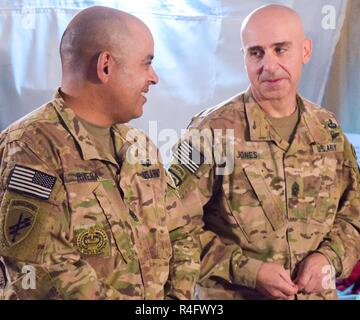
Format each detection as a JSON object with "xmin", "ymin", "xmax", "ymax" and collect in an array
[
  {"xmin": 164, "ymin": 172, "xmax": 201, "ymax": 300},
  {"xmin": 168, "ymin": 128, "xmax": 264, "ymax": 290},
  {"xmin": 0, "ymin": 138, "xmax": 128, "ymax": 299},
  {"xmin": 316, "ymin": 137, "xmax": 360, "ymax": 278}
]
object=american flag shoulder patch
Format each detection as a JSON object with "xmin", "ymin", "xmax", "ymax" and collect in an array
[
  {"xmin": 7, "ymin": 165, "xmax": 57, "ymax": 200},
  {"xmin": 173, "ymin": 140, "xmax": 205, "ymax": 174}
]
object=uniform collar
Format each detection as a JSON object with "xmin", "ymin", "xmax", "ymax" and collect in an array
[
  {"xmin": 300, "ymin": 98, "xmax": 330, "ymax": 145},
  {"xmin": 51, "ymin": 88, "xmax": 121, "ymax": 166},
  {"xmin": 244, "ymin": 88, "xmax": 288, "ymax": 150},
  {"xmin": 244, "ymin": 88, "xmax": 330, "ymax": 149}
]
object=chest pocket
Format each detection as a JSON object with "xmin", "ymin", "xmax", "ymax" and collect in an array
[
  {"xmin": 223, "ymin": 161, "xmax": 286, "ymax": 242},
  {"xmin": 285, "ymin": 142, "xmax": 342, "ymax": 225},
  {"xmin": 119, "ymin": 167, "xmax": 172, "ymax": 260},
  {"xmin": 65, "ymin": 180, "xmax": 137, "ymax": 263}
]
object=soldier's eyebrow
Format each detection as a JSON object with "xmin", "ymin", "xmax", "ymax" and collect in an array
[
  {"xmin": 247, "ymin": 42, "xmax": 292, "ymax": 52},
  {"xmin": 247, "ymin": 45, "xmax": 264, "ymax": 52},
  {"xmin": 271, "ymin": 41, "xmax": 292, "ymax": 48}
]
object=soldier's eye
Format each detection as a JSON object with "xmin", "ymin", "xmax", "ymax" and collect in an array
[
  {"xmin": 275, "ymin": 47, "xmax": 286, "ymax": 54},
  {"xmin": 249, "ymin": 50, "xmax": 264, "ymax": 59}
]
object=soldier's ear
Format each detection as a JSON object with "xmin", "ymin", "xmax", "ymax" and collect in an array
[
  {"xmin": 302, "ymin": 38, "xmax": 312, "ymax": 65},
  {"xmin": 97, "ymin": 51, "xmax": 111, "ymax": 83}
]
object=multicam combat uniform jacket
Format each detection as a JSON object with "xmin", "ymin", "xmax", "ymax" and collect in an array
[
  {"xmin": 0, "ymin": 91, "xmax": 200, "ymax": 300},
  {"xmin": 168, "ymin": 89, "xmax": 360, "ymax": 300}
]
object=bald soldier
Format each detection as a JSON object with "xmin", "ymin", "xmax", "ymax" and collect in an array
[
  {"xmin": 169, "ymin": 5, "xmax": 360, "ymax": 300},
  {"xmin": 0, "ymin": 6, "xmax": 199, "ymax": 299}
]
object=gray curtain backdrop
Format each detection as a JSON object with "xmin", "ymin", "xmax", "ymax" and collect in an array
[{"xmin": 0, "ymin": 0, "xmax": 359, "ymax": 163}]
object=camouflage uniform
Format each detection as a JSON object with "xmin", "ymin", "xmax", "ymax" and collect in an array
[
  {"xmin": 169, "ymin": 89, "xmax": 360, "ymax": 300},
  {"xmin": 0, "ymin": 90, "xmax": 200, "ymax": 300}
]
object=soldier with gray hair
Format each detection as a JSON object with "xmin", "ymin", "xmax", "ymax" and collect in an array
[{"xmin": 169, "ymin": 4, "xmax": 360, "ymax": 300}]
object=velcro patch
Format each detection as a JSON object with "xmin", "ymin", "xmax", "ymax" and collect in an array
[
  {"xmin": 168, "ymin": 164, "xmax": 189, "ymax": 187},
  {"xmin": 7, "ymin": 165, "xmax": 56, "ymax": 200},
  {"xmin": 75, "ymin": 171, "xmax": 99, "ymax": 183},
  {"xmin": 173, "ymin": 140, "xmax": 204, "ymax": 174},
  {"xmin": 237, "ymin": 151, "xmax": 259, "ymax": 160},
  {"xmin": 312, "ymin": 143, "xmax": 343, "ymax": 154},
  {"xmin": 139, "ymin": 169, "xmax": 160, "ymax": 179},
  {"xmin": 4, "ymin": 199, "xmax": 39, "ymax": 247}
]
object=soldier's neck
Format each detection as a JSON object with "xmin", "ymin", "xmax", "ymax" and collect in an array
[
  {"xmin": 59, "ymin": 86, "xmax": 113, "ymax": 127},
  {"xmin": 252, "ymin": 91, "xmax": 297, "ymax": 118}
]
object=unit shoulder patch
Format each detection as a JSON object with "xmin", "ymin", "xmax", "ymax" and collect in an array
[
  {"xmin": 168, "ymin": 163, "xmax": 190, "ymax": 188},
  {"xmin": 4, "ymin": 199, "xmax": 39, "ymax": 246}
]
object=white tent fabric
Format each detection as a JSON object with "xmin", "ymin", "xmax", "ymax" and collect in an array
[
  {"xmin": 323, "ymin": 0, "xmax": 360, "ymax": 135},
  {"xmin": 0, "ymin": 0, "xmax": 351, "ymax": 164}
]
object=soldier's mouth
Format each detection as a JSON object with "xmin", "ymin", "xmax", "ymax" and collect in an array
[
  {"xmin": 141, "ymin": 88, "xmax": 149, "ymax": 100},
  {"xmin": 262, "ymin": 78, "xmax": 284, "ymax": 83}
]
